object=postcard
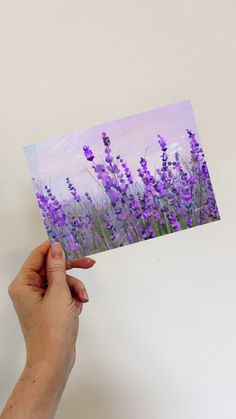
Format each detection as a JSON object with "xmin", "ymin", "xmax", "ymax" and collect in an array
[{"xmin": 24, "ymin": 101, "xmax": 220, "ymax": 260}]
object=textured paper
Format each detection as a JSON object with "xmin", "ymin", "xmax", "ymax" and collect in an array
[{"xmin": 24, "ymin": 101, "xmax": 220, "ymax": 260}]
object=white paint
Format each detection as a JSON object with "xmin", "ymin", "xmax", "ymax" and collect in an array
[{"xmin": 0, "ymin": 1, "xmax": 235, "ymax": 418}]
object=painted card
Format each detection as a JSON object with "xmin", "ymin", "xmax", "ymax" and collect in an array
[{"xmin": 24, "ymin": 101, "xmax": 220, "ymax": 260}]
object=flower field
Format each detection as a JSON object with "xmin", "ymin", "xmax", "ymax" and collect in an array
[{"xmin": 33, "ymin": 128, "xmax": 220, "ymax": 260}]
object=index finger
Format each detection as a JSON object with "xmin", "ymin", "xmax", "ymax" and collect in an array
[{"xmin": 66, "ymin": 257, "xmax": 96, "ymax": 270}]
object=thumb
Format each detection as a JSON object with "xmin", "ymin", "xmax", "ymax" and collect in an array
[{"xmin": 46, "ymin": 242, "xmax": 68, "ymax": 290}]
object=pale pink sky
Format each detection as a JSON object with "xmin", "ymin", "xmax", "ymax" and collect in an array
[{"xmin": 24, "ymin": 100, "xmax": 201, "ymax": 200}]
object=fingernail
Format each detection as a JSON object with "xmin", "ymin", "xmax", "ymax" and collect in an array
[
  {"xmin": 51, "ymin": 242, "xmax": 63, "ymax": 258},
  {"xmin": 88, "ymin": 258, "xmax": 96, "ymax": 265},
  {"xmin": 82, "ymin": 289, "xmax": 89, "ymax": 302}
]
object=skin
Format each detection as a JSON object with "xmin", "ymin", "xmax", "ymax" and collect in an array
[{"xmin": 1, "ymin": 240, "xmax": 96, "ymax": 419}]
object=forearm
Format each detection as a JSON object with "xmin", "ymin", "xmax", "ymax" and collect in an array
[{"xmin": 1, "ymin": 360, "xmax": 71, "ymax": 419}]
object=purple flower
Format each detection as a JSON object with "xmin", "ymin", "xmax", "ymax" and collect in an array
[
  {"xmin": 157, "ymin": 134, "xmax": 167, "ymax": 151},
  {"xmin": 85, "ymin": 191, "xmax": 93, "ymax": 203},
  {"xmin": 108, "ymin": 163, "xmax": 119, "ymax": 174},
  {"xmin": 121, "ymin": 161, "xmax": 134, "ymax": 184},
  {"xmin": 168, "ymin": 213, "xmax": 182, "ymax": 231},
  {"xmin": 101, "ymin": 172, "xmax": 113, "ymax": 189},
  {"xmin": 186, "ymin": 129, "xmax": 195, "ymax": 139},
  {"xmin": 184, "ymin": 216, "xmax": 193, "ymax": 228},
  {"xmin": 105, "ymin": 154, "xmax": 113, "ymax": 163},
  {"xmin": 101, "ymin": 132, "xmax": 111, "ymax": 146},
  {"xmin": 66, "ymin": 177, "xmax": 81, "ymax": 202},
  {"xmin": 189, "ymin": 175, "xmax": 197, "ymax": 185},
  {"xmin": 104, "ymin": 146, "xmax": 111, "ymax": 154},
  {"xmin": 67, "ymin": 233, "xmax": 80, "ymax": 250},
  {"xmin": 106, "ymin": 189, "xmax": 121, "ymax": 204},
  {"xmin": 201, "ymin": 163, "xmax": 209, "ymax": 176},
  {"xmin": 83, "ymin": 145, "xmax": 94, "ymax": 161},
  {"xmin": 186, "ymin": 129, "xmax": 202, "ymax": 163},
  {"xmin": 157, "ymin": 134, "xmax": 169, "ymax": 172},
  {"xmin": 93, "ymin": 163, "xmax": 106, "ymax": 174}
]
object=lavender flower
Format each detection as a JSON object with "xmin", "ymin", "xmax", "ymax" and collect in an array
[
  {"xmin": 168, "ymin": 213, "xmax": 182, "ymax": 231},
  {"xmin": 102, "ymin": 132, "xmax": 111, "ymax": 146},
  {"xmin": 66, "ymin": 177, "xmax": 81, "ymax": 202},
  {"xmin": 83, "ymin": 145, "xmax": 94, "ymax": 161}
]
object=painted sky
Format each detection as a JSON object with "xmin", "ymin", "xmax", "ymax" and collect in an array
[{"xmin": 24, "ymin": 100, "xmax": 201, "ymax": 200}]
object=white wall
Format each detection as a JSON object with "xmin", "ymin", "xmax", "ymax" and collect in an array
[{"xmin": 0, "ymin": 1, "xmax": 235, "ymax": 418}]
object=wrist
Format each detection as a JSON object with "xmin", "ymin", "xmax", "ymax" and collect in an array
[
  {"xmin": 26, "ymin": 344, "xmax": 76, "ymax": 378},
  {"xmin": 24, "ymin": 359, "xmax": 70, "ymax": 385}
]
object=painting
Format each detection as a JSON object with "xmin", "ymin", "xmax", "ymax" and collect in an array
[{"xmin": 24, "ymin": 101, "xmax": 220, "ymax": 260}]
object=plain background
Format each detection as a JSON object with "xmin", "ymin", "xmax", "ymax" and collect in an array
[{"xmin": 0, "ymin": 1, "xmax": 235, "ymax": 418}]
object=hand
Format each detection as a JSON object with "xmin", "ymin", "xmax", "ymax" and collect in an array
[
  {"xmin": 2, "ymin": 241, "xmax": 96, "ymax": 419},
  {"xmin": 8, "ymin": 241, "xmax": 96, "ymax": 374}
]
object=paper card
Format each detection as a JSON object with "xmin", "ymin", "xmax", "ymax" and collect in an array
[{"xmin": 24, "ymin": 101, "xmax": 220, "ymax": 260}]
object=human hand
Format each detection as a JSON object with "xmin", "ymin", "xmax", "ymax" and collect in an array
[
  {"xmin": 8, "ymin": 241, "xmax": 96, "ymax": 375},
  {"xmin": 1, "ymin": 241, "xmax": 95, "ymax": 419}
]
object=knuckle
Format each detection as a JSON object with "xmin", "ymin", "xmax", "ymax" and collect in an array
[
  {"xmin": 47, "ymin": 265, "xmax": 65, "ymax": 274},
  {"xmin": 8, "ymin": 280, "xmax": 19, "ymax": 299}
]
